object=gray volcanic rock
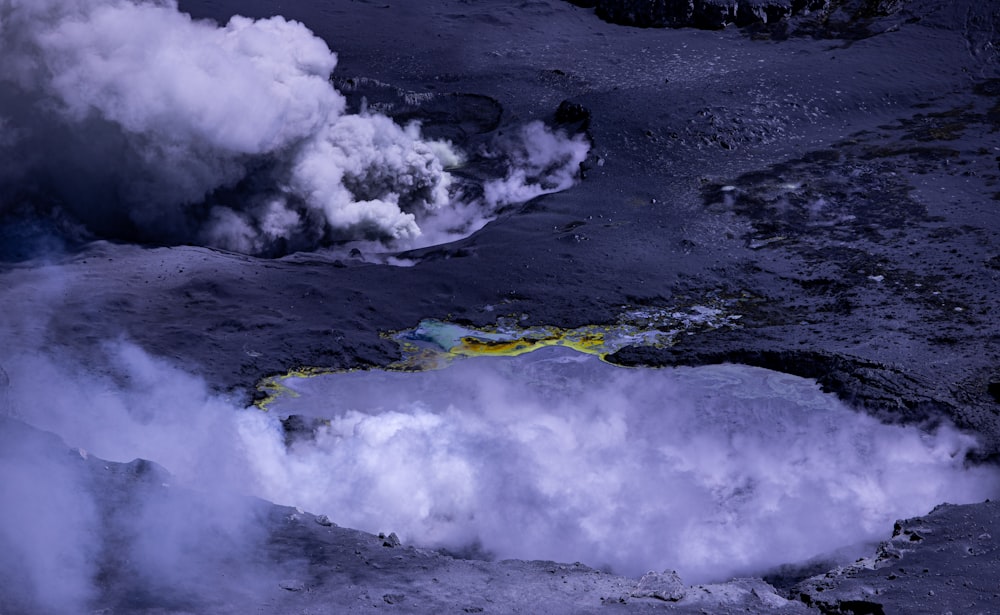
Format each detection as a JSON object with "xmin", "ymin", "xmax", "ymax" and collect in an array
[
  {"xmin": 3, "ymin": 0, "xmax": 1000, "ymax": 612},
  {"xmin": 575, "ymin": 0, "xmax": 906, "ymax": 29},
  {"xmin": 795, "ymin": 500, "xmax": 1000, "ymax": 614},
  {"xmin": 0, "ymin": 365, "xmax": 8, "ymax": 414},
  {"xmin": 586, "ymin": 0, "xmax": 826, "ymax": 29}
]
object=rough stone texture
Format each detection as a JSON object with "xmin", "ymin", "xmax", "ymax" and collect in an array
[
  {"xmin": 574, "ymin": 0, "xmax": 907, "ymax": 29},
  {"xmin": 795, "ymin": 500, "xmax": 1000, "ymax": 614},
  {"xmin": 587, "ymin": 0, "xmax": 822, "ymax": 28},
  {"xmin": 3, "ymin": 0, "xmax": 1000, "ymax": 612},
  {"xmin": 632, "ymin": 570, "xmax": 687, "ymax": 601}
]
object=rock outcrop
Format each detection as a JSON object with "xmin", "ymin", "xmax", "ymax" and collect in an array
[
  {"xmin": 794, "ymin": 500, "xmax": 1000, "ymax": 614},
  {"xmin": 568, "ymin": 0, "xmax": 906, "ymax": 29},
  {"xmin": 598, "ymin": 0, "xmax": 827, "ymax": 29}
]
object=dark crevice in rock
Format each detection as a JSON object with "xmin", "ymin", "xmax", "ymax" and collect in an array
[{"xmin": 815, "ymin": 600, "xmax": 887, "ymax": 615}]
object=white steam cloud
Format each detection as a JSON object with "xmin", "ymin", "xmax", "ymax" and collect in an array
[
  {"xmin": 2, "ymin": 340, "xmax": 997, "ymax": 607},
  {"xmin": 252, "ymin": 350, "xmax": 1000, "ymax": 581},
  {"xmin": 0, "ymin": 0, "xmax": 589, "ymax": 256},
  {"xmin": 483, "ymin": 121, "xmax": 591, "ymax": 207}
]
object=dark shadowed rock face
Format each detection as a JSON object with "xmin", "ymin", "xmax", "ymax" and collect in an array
[
  {"xmin": 575, "ymin": 0, "xmax": 905, "ymax": 29},
  {"xmin": 587, "ymin": 0, "xmax": 826, "ymax": 29}
]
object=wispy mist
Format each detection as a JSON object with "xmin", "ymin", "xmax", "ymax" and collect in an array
[
  {"xmin": 0, "ymin": 341, "xmax": 277, "ymax": 614},
  {"xmin": 0, "ymin": 419, "xmax": 99, "ymax": 614},
  {"xmin": 0, "ymin": 0, "xmax": 589, "ymax": 257},
  {"xmin": 483, "ymin": 121, "xmax": 592, "ymax": 207}
]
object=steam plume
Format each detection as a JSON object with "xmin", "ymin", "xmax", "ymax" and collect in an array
[
  {"xmin": 3, "ymin": 341, "xmax": 997, "ymax": 598},
  {"xmin": 0, "ymin": 0, "xmax": 588, "ymax": 256},
  {"xmin": 251, "ymin": 351, "xmax": 1000, "ymax": 581},
  {"xmin": 483, "ymin": 121, "xmax": 591, "ymax": 207}
]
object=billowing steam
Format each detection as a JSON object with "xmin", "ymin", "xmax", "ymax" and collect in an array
[
  {"xmin": 0, "ymin": 0, "xmax": 588, "ymax": 256},
  {"xmin": 483, "ymin": 121, "xmax": 591, "ymax": 207},
  {"xmin": 3, "ymin": 340, "xmax": 998, "ymax": 607},
  {"xmin": 250, "ymin": 350, "xmax": 1000, "ymax": 581}
]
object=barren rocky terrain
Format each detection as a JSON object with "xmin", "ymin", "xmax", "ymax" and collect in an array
[{"xmin": 2, "ymin": 0, "xmax": 1000, "ymax": 613}]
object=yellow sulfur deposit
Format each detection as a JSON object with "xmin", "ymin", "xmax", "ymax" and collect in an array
[{"xmin": 254, "ymin": 299, "xmax": 747, "ymax": 409}]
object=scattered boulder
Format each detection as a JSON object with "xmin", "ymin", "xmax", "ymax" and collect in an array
[
  {"xmin": 631, "ymin": 569, "xmax": 686, "ymax": 601},
  {"xmin": 315, "ymin": 514, "xmax": 335, "ymax": 527},
  {"xmin": 555, "ymin": 100, "xmax": 592, "ymax": 130},
  {"xmin": 279, "ymin": 579, "xmax": 306, "ymax": 592},
  {"xmin": 380, "ymin": 532, "xmax": 402, "ymax": 548}
]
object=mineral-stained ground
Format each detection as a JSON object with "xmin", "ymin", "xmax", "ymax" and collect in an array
[{"xmin": 2, "ymin": 0, "xmax": 1000, "ymax": 612}]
